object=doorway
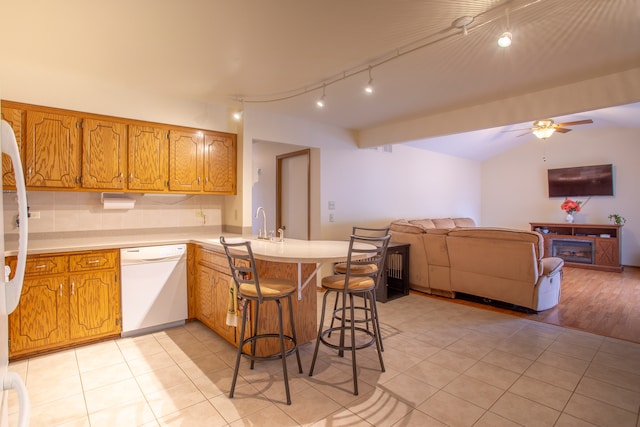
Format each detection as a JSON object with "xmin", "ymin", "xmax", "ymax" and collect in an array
[{"xmin": 276, "ymin": 149, "xmax": 310, "ymax": 240}]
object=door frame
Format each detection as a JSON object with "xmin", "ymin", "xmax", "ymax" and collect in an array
[{"xmin": 276, "ymin": 149, "xmax": 310, "ymax": 240}]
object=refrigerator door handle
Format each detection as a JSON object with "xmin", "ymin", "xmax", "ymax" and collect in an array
[
  {"xmin": 1, "ymin": 120, "xmax": 28, "ymax": 314},
  {"xmin": 3, "ymin": 372, "xmax": 29, "ymax": 427}
]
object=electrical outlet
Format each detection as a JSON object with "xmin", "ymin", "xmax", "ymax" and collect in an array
[
  {"xmin": 30, "ymin": 211, "xmax": 41, "ymax": 219},
  {"xmin": 329, "ymin": 213, "xmax": 335, "ymax": 222}
]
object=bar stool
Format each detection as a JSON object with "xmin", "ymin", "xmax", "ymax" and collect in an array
[
  {"xmin": 329, "ymin": 227, "xmax": 390, "ymax": 351},
  {"xmin": 308, "ymin": 228, "xmax": 391, "ymax": 395},
  {"xmin": 220, "ymin": 236, "xmax": 303, "ymax": 405}
]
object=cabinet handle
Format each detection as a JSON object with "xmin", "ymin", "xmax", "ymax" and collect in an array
[
  {"xmin": 205, "ymin": 177, "xmax": 209, "ymax": 184},
  {"xmin": 71, "ymin": 282, "xmax": 75, "ymax": 295},
  {"xmin": 28, "ymin": 168, "xmax": 32, "ymax": 178},
  {"xmin": 119, "ymin": 173, "xmax": 123, "ymax": 182},
  {"xmin": 129, "ymin": 173, "xmax": 133, "ymax": 183},
  {"xmin": 59, "ymin": 284, "xmax": 63, "ymax": 296},
  {"xmin": 35, "ymin": 264, "xmax": 46, "ymax": 269},
  {"xmin": 198, "ymin": 176, "xmax": 201, "ymax": 185},
  {"xmin": 87, "ymin": 259, "xmax": 100, "ymax": 264}
]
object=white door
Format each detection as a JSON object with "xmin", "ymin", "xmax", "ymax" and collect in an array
[
  {"xmin": 1, "ymin": 120, "xmax": 30, "ymax": 427},
  {"xmin": 277, "ymin": 149, "xmax": 309, "ymax": 240}
]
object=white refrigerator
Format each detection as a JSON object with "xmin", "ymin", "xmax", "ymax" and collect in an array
[{"xmin": 0, "ymin": 119, "xmax": 30, "ymax": 426}]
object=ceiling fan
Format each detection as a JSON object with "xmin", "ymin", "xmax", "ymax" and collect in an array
[{"xmin": 506, "ymin": 118, "xmax": 594, "ymax": 139}]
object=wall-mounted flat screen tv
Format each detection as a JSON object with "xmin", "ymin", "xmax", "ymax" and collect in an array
[{"xmin": 547, "ymin": 164, "xmax": 614, "ymax": 197}]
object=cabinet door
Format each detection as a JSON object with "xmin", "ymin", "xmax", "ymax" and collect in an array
[
  {"xmin": 69, "ymin": 271, "xmax": 121, "ymax": 340},
  {"xmin": 203, "ymin": 134, "xmax": 236, "ymax": 194},
  {"xmin": 595, "ymin": 238, "xmax": 619, "ymax": 266},
  {"xmin": 8, "ymin": 276, "xmax": 70, "ymax": 357},
  {"xmin": 211, "ymin": 268, "xmax": 238, "ymax": 344},
  {"xmin": 195, "ymin": 264, "xmax": 237, "ymax": 344},
  {"xmin": 1, "ymin": 107, "xmax": 25, "ymax": 189},
  {"xmin": 82, "ymin": 118, "xmax": 127, "ymax": 190},
  {"xmin": 195, "ymin": 265, "xmax": 216, "ymax": 330},
  {"xmin": 128, "ymin": 125, "xmax": 168, "ymax": 191},
  {"xmin": 169, "ymin": 129, "xmax": 203, "ymax": 192},
  {"xmin": 25, "ymin": 110, "xmax": 81, "ymax": 188}
]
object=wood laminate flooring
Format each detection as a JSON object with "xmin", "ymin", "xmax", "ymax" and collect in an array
[{"xmin": 416, "ymin": 266, "xmax": 640, "ymax": 344}]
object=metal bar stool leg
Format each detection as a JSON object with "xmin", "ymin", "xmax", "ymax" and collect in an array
[
  {"xmin": 309, "ymin": 290, "xmax": 331, "ymax": 376},
  {"xmin": 250, "ymin": 300, "xmax": 260, "ymax": 370},
  {"xmin": 229, "ymin": 302, "xmax": 249, "ymax": 399},
  {"xmin": 287, "ymin": 295, "xmax": 303, "ymax": 373},
  {"xmin": 276, "ymin": 299, "xmax": 292, "ymax": 405},
  {"xmin": 349, "ymin": 293, "xmax": 359, "ymax": 395}
]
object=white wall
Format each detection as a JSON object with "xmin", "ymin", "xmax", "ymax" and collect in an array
[
  {"xmin": 482, "ymin": 127, "xmax": 640, "ymax": 266},
  {"xmin": 244, "ymin": 107, "xmax": 482, "ymax": 241},
  {"xmin": 318, "ymin": 144, "xmax": 481, "ymax": 239}
]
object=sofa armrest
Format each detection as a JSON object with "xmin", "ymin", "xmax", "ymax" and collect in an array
[{"xmin": 541, "ymin": 257, "xmax": 564, "ymax": 276}]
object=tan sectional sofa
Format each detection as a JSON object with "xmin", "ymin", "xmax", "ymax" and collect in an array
[{"xmin": 390, "ymin": 218, "xmax": 564, "ymax": 311}]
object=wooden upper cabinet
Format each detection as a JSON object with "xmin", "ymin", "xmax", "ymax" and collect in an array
[
  {"xmin": 128, "ymin": 125, "xmax": 168, "ymax": 191},
  {"xmin": 1, "ymin": 107, "xmax": 25, "ymax": 189},
  {"xmin": 82, "ymin": 118, "xmax": 127, "ymax": 190},
  {"xmin": 1, "ymin": 100, "xmax": 237, "ymax": 194},
  {"xmin": 169, "ymin": 129, "xmax": 204, "ymax": 192},
  {"xmin": 25, "ymin": 110, "xmax": 81, "ymax": 188},
  {"xmin": 203, "ymin": 133, "xmax": 237, "ymax": 194}
]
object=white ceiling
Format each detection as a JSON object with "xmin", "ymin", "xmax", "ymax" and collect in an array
[{"xmin": 1, "ymin": 0, "xmax": 639, "ymax": 160}]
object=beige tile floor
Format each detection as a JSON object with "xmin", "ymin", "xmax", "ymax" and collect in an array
[{"xmin": 8, "ymin": 292, "xmax": 640, "ymax": 426}]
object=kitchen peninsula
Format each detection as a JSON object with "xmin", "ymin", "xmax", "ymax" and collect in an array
[{"xmin": 4, "ymin": 229, "xmax": 355, "ymax": 359}]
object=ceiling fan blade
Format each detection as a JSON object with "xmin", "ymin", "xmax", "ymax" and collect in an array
[
  {"xmin": 502, "ymin": 128, "xmax": 533, "ymax": 133},
  {"xmin": 516, "ymin": 131, "xmax": 532, "ymax": 137},
  {"xmin": 555, "ymin": 128, "xmax": 572, "ymax": 133},
  {"xmin": 555, "ymin": 119, "xmax": 593, "ymax": 127}
]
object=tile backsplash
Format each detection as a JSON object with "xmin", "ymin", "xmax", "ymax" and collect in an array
[{"xmin": 3, "ymin": 191, "xmax": 225, "ymax": 236}]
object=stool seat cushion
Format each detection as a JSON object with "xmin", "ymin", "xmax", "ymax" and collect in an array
[
  {"xmin": 322, "ymin": 274, "xmax": 375, "ymax": 291},
  {"xmin": 239, "ymin": 278, "xmax": 297, "ymax": 298},
  {"xmin": 333, "ymin": 263, "xmax": 378, "ymax": 275}
]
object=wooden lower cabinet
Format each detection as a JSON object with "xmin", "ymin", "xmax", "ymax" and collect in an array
[
  {"xmin": 7, "ymin": 249, "xmax": 121, "ymax": 360},
  {"xmin": 192, "ymin": 245, "xmax": 318, "ymax": 357},
  {"xmin": 9, "ymin": 276, "xmax": 70, "ymax": 355},
  {"xmin": 69, "ymin": 270, "xmax": 120, "ymax": 340}
]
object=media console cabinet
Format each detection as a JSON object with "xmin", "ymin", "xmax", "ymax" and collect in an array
[{"xmin": 530, "ymin": 222, "xmax": 623, "ymax": 272}]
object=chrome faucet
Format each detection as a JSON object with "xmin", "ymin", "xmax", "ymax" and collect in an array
[{"xmin": 255, "ymin": 207, "xmax": 267, "ymax": 239}]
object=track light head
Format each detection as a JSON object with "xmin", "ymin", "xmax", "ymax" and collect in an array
[
  {"xmin": 364, "ymin": 67, "xmax": 374, "ymax": 94},
  {"xmin": 364, "ymin": 78, "xmax": 374, "ymax": 94},
  {"xmin": 316, "ymin": 85, "xmax": 327, "ymax": 108},
  {"xmin": 232, "ymin": 99, "xmax": 244, "ymax": 121},
  {"xmin": 498, "ymin": 31, "xmax": 512, "ymax": 47}
]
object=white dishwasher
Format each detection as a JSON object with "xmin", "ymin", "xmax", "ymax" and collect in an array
[{"xmin": 120, "ymin": 244, "xmax": 187, "ymax": 337}]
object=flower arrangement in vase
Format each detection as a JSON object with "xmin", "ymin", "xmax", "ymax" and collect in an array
[
  {"xmin": 560, "ymin": 199, "xmax": 583, "ymax": 223},
  {"xmin": 608, "ymin": 214, "xmax": 626, "ymax": 225}
]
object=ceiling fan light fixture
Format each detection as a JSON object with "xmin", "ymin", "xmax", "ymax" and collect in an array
[
  {"xmin": 498, "ymin": 31, "xmax": 512, "ymax": 47},
  {"xmin": 533, "ymin": 126, "xmax": 555, "ymax": 139}
]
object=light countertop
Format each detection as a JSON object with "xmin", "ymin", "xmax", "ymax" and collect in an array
[{"xmin": 4, "ymin": 228, "xmax": 353, "ymax": 264}]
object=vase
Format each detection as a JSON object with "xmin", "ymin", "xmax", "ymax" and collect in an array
[{"xmin": 565, "ymin": 213, "xmax": 574, "ymax": 223}]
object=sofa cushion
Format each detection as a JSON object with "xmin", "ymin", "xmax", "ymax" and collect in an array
[
  {"xmin": 448, "ymin": 227, "xmax": 544, "ymax": 260},
  {"xmin": 432, "ymin": 218, "xmax": 456, "ymax": 228},
  {"xmin": 409, "ymin": 219, "xmax": 436, "ymax": 230},
  {"xmin": 454, "ymin": 218, "xmax": 476, "ymax": 228},
  {"xmin": 390, "ymin": 220, "xmax": 425, "ymax": 234}
]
